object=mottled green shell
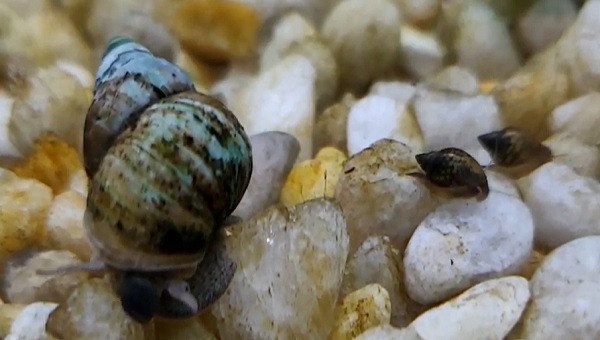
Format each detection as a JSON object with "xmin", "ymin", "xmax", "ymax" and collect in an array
[
  {"xmin": 84, "ymin": 36, "xmax": 195, "ymax": 178},
  {"xmin": 86, "ymin": 91, "xmax": 252, "ymax": 272}
]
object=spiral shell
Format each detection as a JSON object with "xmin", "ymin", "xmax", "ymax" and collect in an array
[
  {"xmin": 477, "ymin": 127, "xmax": 552, "ymax": 178},
  {"xmin": 84, "ymin": 36, "xmax": 196, "ymax": 178},
  {"xmin": 409, "ymin": 147, "xmax": 489, "ymax": 201},
  {"xmin": 83, "ymin": 37, "xmax": 253, "ymax": 272}
]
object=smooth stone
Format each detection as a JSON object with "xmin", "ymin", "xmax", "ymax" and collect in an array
[
  {"xmin": 322, "ymin": 0, "xmax": 401, "ymax": 93},
  {"xmin": 232, "ymin": 131, "xmax": 300, "ymax": 220},
  {"xmin": 346, "ymin": 95, "xmax": 423, "ymax": 156},
  {"xmin": 212, "ymin": 198, "xmax": 349, "ymax": 339},
  {"xmin": 229, "ymin": 54, "xmax": 316, "ymax": 161},
  {"xmin": 335, "ymin": 139, "xmax": 438, "ymax": 255},
  {"xmin": 423, "ymin": 65, "xmax": 479, "ymax": 96},
  {"xmin": 410, "ymin": 276, "xmax": 530, "ymax": 340},
  {"xmin": 5, "ymin": 302, "xmax": 57, "ymax": 340},
  {"xmin": 399, "ymin": 25, "xmax": 445, "ymax": 78},
  {"xmin": 412, "ymin": 89, "xmax": 501, "ymax": 164},
  {"xmin": 453, "ymin": 1, "xmax": 521, "ymax": 79},
  {"xmin": 549, "ymin": 92, "xmax": 600, "ymax": 146},
  {"xmin": 521, "ymin": 236, "xmax": 600, "ymax": 339},
  {"xmin": 404, "ymin": 171, "xmax": 534, "ymax": 304},
  {"xmin": 341, "ymin": 235, "xmax": 422, "ymax": 327},
  {"xmin": 518, "ymin": 162, "xmax": 600, "ymax": 250}
]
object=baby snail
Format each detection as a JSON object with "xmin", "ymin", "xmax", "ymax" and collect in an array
[
  {"xmin": 408, "ymin": 147, "xmax": 489, "ymax": 202},
  {"xmin": 477, "ymin": 127, "xmax": 553, "ymax": 179},
  {"xmin": 37, "ymin": 36, "xmax": 253, "ymax": 323}
]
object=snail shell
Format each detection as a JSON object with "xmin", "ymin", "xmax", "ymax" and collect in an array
[
  {"xmin": 477, "ymin": 127, "xmax": 552, "ymax": 178},
  {"xmin": 39, "ymin": 36, "xmax": 252, "ymax": 322},
  {"xmin": 409, "ymin": 147, "xmax": 489, "ymax": 201},
  {"xmin": 86, "ymin": 90, "xmax": 252, "ymax": 272},
  {"xmin": 84, "ymin": 36, "xmax": 196, "ymax": 178}
]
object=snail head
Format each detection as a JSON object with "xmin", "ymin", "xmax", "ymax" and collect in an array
[{"xmin": 116, "ymin": 272, "xmax": 198, "ymax": 323}]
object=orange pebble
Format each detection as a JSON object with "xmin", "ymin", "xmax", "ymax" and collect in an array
[{"xmin": 170, "ymin": 0, "xmax": 261, "ymax": 63}]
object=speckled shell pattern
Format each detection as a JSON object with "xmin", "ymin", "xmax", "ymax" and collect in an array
[{"xmin": 84, "ymin": 37, "xmax": 252, "ymax": 260}]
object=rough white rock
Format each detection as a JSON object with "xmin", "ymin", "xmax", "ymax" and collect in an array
[
  {"xmin": 404, "ymin": 171, "xmax": 534, "ymax": 304},
  {"xmin": 410, "ymin": 276, "xmax": 530, "ymax": 340},
  {"xmin": 521, "ymin": 236, "xmax": 600, "ymax": 339},
  {"xmin": 399, "ymin": 25, "xmax": 445, "ymax": 78},
  {"xmin": 423, "ymin": 65, "xmax": 479, "ymax": 96},
  {"xmin": 412, "ymin": 90, "xmax": 502, "ymax": 164},
  {"xmin": 368, "ymin": 81, "xmax": 417, "ymax": 105},
  {"xmin": 322, "ymin": 0, "xmax": 401, "ymax": 92},
  {"xmin": 453, "ymin": 1, "xmax": 521, "ymax": 79},
  {"xmin": 212, "ymin": 198, "xmax": 349, "ymax": 339},
  {"xmin": 260, "ymin": 12, "xmax": 338, "ymax": 110},
  {"xmin": 516, "ymin": 0, "xmax": 578, "ymax": 55},
  {"xmin": 228, "ymin": 55, "xmax": 316, "ymax": 161},
  {"xmin": 549, "ymin": 92, "xmax": 600, "ymax": 146},
  {"xmin": 518, "ymin": 162, "xmax": 600, "ymax": 249},
  {"xmin": 347, "ymin": 95, "xmax": 423, "ymax": 156},
  {"xmin": 232, "ymin": 131, "xmax": 301, "ymax": 220},
  {"xmin": 5, "ymin": 302, "xmax": 57, "ymax": 340}
]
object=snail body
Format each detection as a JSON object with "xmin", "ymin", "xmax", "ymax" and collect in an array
[
  {"xmin": 408, "ymin": 147, "xmax": 489, "ymax": 202},
  {"xmin": 477, "ymin": 127, "xmax": 552, "ymax": 179},
  {"xmin": 39, "ymin": 37, "xmax": 252, "ymax": 322}
]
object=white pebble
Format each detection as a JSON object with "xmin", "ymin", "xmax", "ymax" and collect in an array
[
  {"xmin": 399, "ymin": 25, "xmax": 445, "ymax": 78},
  {"xmin": 260, "ymin": 12, "xmax": 338, "ymax": 109},
  {"xmin": 518, "ymin": 162, "xmax": 600, "ymax": 249},
  {"xmin": 412, "ymin": 90, "xmax": 501, "ymax": 164},
  {"xmin": 550, "ymin": 92, "xmax": 600, "ymax": 146},
  {"xmin": 453, "ymin": 1, "xmax": 521, "ymax": 79},
  {"xmin": 410, "ymin": 276, "xmax": 530, "ymax": 340},
  {"xmin": 347, "ymin": 95, "xmax": 423, "ymax": 156},
  {"xmin": 516, "ymin": 0, "xmax": 577, "ymax": 55},
  {"xmin": 368, "ymin": 81, "xmax": 417, "ymax": 105},
  {"xmin": 423, "ymin": 65, "xmax": 480, "ymax": 96},
  {"xmin": 404, "ymin": 172, "xmax": 534, "ymax": 304},
  {"xmin": 521, "ymin": 236, "xmax": 600, "ymax": 339},
  {"xmin": 230, "ymin": 55, "xmax": 316, "ymax": 161},
  {"xmin": 6, "ymin": 302, "xmax": 58, "ymax": 340},
  {"xmin": 322, "ymin": 0, "xmax": 400, "ymax": 92}
]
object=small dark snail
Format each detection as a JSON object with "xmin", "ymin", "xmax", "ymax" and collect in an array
[
  {"xmin": 477, "ymin": 127, "xmax": 552, "ymax": 179},
  {"xmin": 38, "ymin": 37, "xmax": 252, "ymax": 323},
  {"xmin": 408, "ymin": 147, "xmax": 489, "ymax": 202}
]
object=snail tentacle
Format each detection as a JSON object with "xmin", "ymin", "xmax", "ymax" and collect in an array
[{"xmin": 36, "ymin": 258, "xmax": 108, "ymax": 276}]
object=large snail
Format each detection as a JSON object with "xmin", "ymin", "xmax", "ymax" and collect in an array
[{"xmin": 38, "ymin": 37, "xmax": 253, "ymax": 323}]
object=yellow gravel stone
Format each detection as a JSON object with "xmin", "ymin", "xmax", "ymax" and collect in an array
[
  {"xmin": 329, "ymin": 283, "xmax": 392, "ymax": 340},
  {"xmin": 0, "ymin": 168, "xmax": 52, "ymax": 256},
  {"xmin": 11, "ymin": 134, "xmax": 84, "ymax": 195},
  {"xmin": 280, "ymin": 147, "xmax": 347, "ymax": 206}
]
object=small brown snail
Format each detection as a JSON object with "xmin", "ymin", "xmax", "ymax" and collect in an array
[
  {"xmin": 38, "ymin": 37, "xmax": 252, "ymax": 323},
  {"xmin": 477, "ymin": 127, "xmax": 552, "ymax": 179},
  {"xmin": 408, "ymin": 147, "xmax": 489, "ymax": 202}
]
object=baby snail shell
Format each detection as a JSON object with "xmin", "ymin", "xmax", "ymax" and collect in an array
[
  {"xmin": 408, "ymin": 147, "xmax": 489, "ymax": 202},
  {"xmin": 477, "ymin": 127, "xmax": 553, "ymax": 179},
  {"xmin": 38, "ymin": 37, "xmax": 252, "ymax": 323}
]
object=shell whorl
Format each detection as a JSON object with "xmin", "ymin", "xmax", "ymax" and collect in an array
[
  {"xmin": 84, "ymin": 36, "xmax": 196, "ymax": 178},
  {"xmin": 83, "ymin": 36, "xmax": 253, "ymax": 271}
]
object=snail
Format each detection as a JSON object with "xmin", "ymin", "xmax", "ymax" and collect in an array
[
  {"xmin": 408, "ymin": 147, "xmax": 489, "ymax": 202},
  {"xmin": 477, "ymin": 127, "xmax": 552, "ymax": 179},
  {"xmin": 38, "ymin": 37, "xmax": 253, "ymax": 323}
]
